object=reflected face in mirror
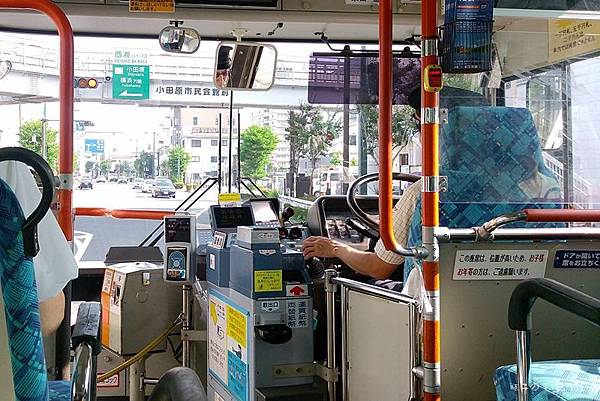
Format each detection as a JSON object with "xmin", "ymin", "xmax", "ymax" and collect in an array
[
  {"xmin": 158, "ymin": 27, "xmax": 200, "ymax": 54},
  {"xmin": 213, "ymin": 42, "xmax": 277, "ymax": 91}
]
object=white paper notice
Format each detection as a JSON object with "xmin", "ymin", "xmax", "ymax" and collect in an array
[{"xmin": 453, "ymin": 250, "xmax": 548, "ymax": 280}]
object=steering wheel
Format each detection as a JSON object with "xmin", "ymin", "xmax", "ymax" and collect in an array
[
  {"xmin": 346, "ymin": 172, "xmax": 420, "ymax": 232},
  {"xmin": 0, "ymin": 147, "xmax": 56, "ymax": 257}
]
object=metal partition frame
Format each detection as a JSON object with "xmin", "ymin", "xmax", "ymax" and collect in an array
[{"xmin": 330, "ymin": 276, "xmax": 420, "ymax": 401}]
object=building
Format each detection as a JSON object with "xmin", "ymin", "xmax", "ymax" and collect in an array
[{"xmin": 179, "ymin": 108, "xmax": 238, "ymax": 185}]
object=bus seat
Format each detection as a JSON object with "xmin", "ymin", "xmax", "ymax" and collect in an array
[
  {"xmin": 494, "ymin": 359, "xmax": 600, "ymax": 401},
  {"xmin": 402, "ymin": 106, "xmax": 563, "ymax": 283}
]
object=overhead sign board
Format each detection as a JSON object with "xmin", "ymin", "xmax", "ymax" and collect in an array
[
  {"xmin": 129, "ymin": 0, "xmax": 175, "ymax": 13},
  {"xmin": 85, "ymin": 139, "xmax": 105, "ymax": 154},
  {"xmin": 112, "ymin": 64, "xmax": 150, "ymax": 100},
  {"xmin": 549, "ymin": 19, "xmax": 600, "ymax": 63}
]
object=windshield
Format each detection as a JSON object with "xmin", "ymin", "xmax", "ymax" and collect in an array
[
  {"xmin": 2, "ymin": 21, "xmax": 600, "ymax": 262},
  {"xmin": 156, "ymin": 179, "xmax": 174, "ymax": 187}
]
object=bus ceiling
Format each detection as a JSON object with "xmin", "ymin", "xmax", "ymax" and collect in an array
[{"xmin": 0, "ymin": 1, "xmax": 597, "ymax": 42}]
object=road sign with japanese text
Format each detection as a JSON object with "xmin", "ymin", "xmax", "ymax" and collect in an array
[{"xmin": 112, "ymin": 64, "xmax": 150, "ymax": 100}]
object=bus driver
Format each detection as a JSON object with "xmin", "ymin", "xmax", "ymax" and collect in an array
[{"xmin": 302, "ymin": 87, "xmax": 489, "ymax": 281}]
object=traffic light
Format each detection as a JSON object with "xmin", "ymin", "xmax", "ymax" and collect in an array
[{"xmin": 75, "ymin": 77, "xmax": 99, "ymax": 89}]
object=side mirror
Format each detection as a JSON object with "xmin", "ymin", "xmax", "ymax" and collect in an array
[
  {"xmin": 213, "ymin": 41, "xmax": 277, "ymax": 91},
  {"xmin": 159, "ymin": 26, "xmax": 201, "ymax": 54},
  {"xmin": 0, "ymin": 60, "xmax": 12, "ymax": 80}
]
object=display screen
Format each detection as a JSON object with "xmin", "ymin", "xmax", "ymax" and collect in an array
[
  {"xmin": 251, "ymin": 200, "xmax": 279, "ymax": 224},
  {"xmin": 210, "ymin": 206, "xmax": 254, "ymax": 231},
  {"xmin": 308, "ymin": 54, "xmax": 421, "ymax": 105},
  {"xmin": 165, "ymin": 217, "xmax": 191, "ymax": 243}
]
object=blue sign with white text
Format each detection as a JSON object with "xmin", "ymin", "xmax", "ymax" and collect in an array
[
  {"xmin": 84, "ymin": 139, "xmax": 105, "ymax": 154},
  {"xmin": 227, "ymin": 351, "xmax": 248, "ymax": 401}
]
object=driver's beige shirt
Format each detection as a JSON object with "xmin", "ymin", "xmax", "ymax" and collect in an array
[{"xmin": 374, "ymin": 180, "xmax": 421, "ymax": 265}]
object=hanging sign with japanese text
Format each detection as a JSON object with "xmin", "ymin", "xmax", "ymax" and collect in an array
[
  {"xmin": 549, "ymin": 19, "xmax": 600, "ymax": 63},
  {"xmin": 453, "ymin": 249, "xmax": 548, "ymax": 280},
  {"xmin": 129, "ymin": 0, "xmax": 175, "ymax": 13}
]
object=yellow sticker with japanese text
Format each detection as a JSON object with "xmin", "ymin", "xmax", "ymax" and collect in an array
[
  {"xmin": 254, "ymin": 270, "xmax": 283, "ymax": 292},
  {"xmin": 129, "ymin": 0, "xmax": 174, "ymax": 13}
]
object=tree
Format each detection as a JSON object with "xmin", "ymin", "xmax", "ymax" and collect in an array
[
  {"xmin": 285, "ymin": 103, "xmax": 341, "ymax": 195},
  {"xmin": 85, "ymin": 161, "xmax": 96, "ymax": 174},
  {"xmin": 167, "ymin": 146, "xmax": 191, "ymax": 183},
  {"xmin": 357, "ymin": 104, "xmax": 418, "ymax": 165},
  {"xmin": 115, "ymin": 161, "xmax": 133, "ymax": 176},
  {"xmin": 134, "ymin": 151, "xmax": 154, "ymax": 178},
  {"xmin": 330, "ymin": 151, "xmax": 342, "ymax": 167},
  {"xmin": 99, "ymin": 160, "xmax": 111, "ymax": 176},
  {"xmin": 18, "ymin": 119, "xmax": 59, "ymax": 171},
  {"xmin": 240, "ymin": 125, "xmax": 278, "ymax": 180}
]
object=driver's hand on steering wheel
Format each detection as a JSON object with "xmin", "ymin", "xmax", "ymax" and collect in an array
[{"xmin": 302, "ymin": 236, "xmax": 339, "ymax": 259}]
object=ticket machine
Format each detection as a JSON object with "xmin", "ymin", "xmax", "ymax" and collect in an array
[{"xmin": 205, "ymin": 204, "xmax": 326, "ymax": 401}]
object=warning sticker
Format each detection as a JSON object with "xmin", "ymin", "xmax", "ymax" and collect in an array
[
  {"xmin": 254, "ymin": 270, "xmax": 282, "ymax": 292},
  {"xmin": 453, "ymin": 250, "xmax": 548, "ymax": 280},
  {"xmin": 208, "ymin": 291, "xmax": 249, "ymax": 401},
  {"xmin": 554, "ymin": 250, "xmax": 600, "ymax": 268},
  {"xmin": 227, "ymin": 306, "xmax": 247, "ymax": 349},
  {"xmin": 287, "ymin": 300, "xmax": 309, "ymax": 329},
  {"xmin": 208, "ymin": 298, "xmax": 228, "ymax": 384},
  {"xmin": 129, "ymin": 0, "xmax": 174, "ymax": 13}
]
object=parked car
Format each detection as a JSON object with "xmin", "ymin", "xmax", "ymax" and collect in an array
[
  {"xmin": 117, "ymin": 176, "xmax": 128, "ymax": 184},
  {"xmin": 142, "ymin": 179, "xmax": 155, "ymax": 193},
  {"xmin": 151, "ymin": 178, "xmax": 176, "ymax": 198},
  {"xmin": 108, "ymin": 175, "xmax": 118, "ymax": 182},
  {"xmin": 96, "ymin": 176, "xmax": 107, "ymax": 183},
  {"xmin": 78, "ymin": 178, "xmax": 93, "ymax": 190},
  {"xmin": 132, "ymin": 178, "xmax": 144, "ymax": 189}
]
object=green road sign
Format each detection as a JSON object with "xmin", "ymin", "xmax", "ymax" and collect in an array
[{"xmin": 112, "ymin": 64, "xmax": 150, "ymax": 100}]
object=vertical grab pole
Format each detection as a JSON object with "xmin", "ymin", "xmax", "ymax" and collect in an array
[
  {"xmin": 0, "ymin": 1, "xmax": 75, "ymax": 382},
  {"xmin": 0, "ymin": 0, "xmax": 75, "ymax": 241},
  {"xmin": 421, "ymin": 0, "xmax": 441, "ymax": 399}
]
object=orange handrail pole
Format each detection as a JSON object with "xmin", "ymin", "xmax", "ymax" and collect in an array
[
  {"xmin": 421, "ymin": 0, "xmax": 441, "ymax": 399},
  {"xmin": 75, "ymin": 207, "xmax": 174, "ymax": 220},
  {"xmin": 378, "ymin": 0, "xmax": 396, "ymax": 252},
  {"xmin": 75, "ymin": 207, "xmax": 110, "ymax": 217},
  {"xmin": 0, "ymin": 0, "xmax": 74, "ymax": 242}
]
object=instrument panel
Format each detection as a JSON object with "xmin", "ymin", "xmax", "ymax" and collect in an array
[{"xmin": 307, "ymin": 196, "xmax": 388, "ymax": 250}]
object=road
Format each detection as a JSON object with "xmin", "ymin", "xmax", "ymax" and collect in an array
[{"xmin": 73, "ymin": 182, "xmax": 218, "ymax": 261}]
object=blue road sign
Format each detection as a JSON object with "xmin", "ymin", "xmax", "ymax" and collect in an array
[{"xmin": 85, "ymin": 139, "xmax": 105, "ymax": 154}]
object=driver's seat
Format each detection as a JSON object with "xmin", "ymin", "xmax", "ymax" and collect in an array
[{"xmin": 403, "ymin": 106, "xmax": 563, "ymax": 282}]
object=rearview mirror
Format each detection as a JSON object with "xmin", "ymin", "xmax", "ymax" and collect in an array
[
  {"xmin": 159, "ymin": 26, "xmax": 200, "ymax": 54},
  {"xmin": 213, "ymin": 41, "xmax": 277, "ymax": 91}
]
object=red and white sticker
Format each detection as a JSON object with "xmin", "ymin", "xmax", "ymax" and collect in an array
[
  {"xmin": 286, "ymin": 284, "xmax": 307, "ymax": 297},
  {"xmin": 97, "ymin": 373, "xmax": 120, "ymax": 388}
]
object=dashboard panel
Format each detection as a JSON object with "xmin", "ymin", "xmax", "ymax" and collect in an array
[{"xmin": 307, "ymin": 195, "xmax": 399, "ymax": 250}]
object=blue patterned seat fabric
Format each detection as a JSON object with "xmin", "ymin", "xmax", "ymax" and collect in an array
[
  {"xmin": 403, "ymin": 106, "xmax": 563, "ymax": 281},
  {"xmin": 0, "ymin": 178, "xmax": 69, "ymax": 401},
  {"xmin": 494, "ymin": 360, "xmax": 600, "ymax": 401}
]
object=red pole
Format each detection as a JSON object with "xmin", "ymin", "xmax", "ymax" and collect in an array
[
  {"xmin": 421, "ymin": 0, "xmax": 441, "ymax": 399},
  {"xmin": 0, "ymin": 0, "xmax": 74, "ymax": 242}
]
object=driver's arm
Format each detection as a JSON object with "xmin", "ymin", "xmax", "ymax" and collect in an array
[{"xmin": 303, "ymin": 181, "xmax": 421, "ymax": 280}]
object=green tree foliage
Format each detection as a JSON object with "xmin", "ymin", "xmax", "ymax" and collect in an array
[
  {"xmin": 286, "ymin": 103, "xmax": 341, "ymax": 194},
  {"xmin": 85, "ymin": 161, "xmax": 96, "ymax": 174},
  {"xmin": 134, "ymin": 151, "xmax": 154, "ymax": 178},
  {"xmin": 330, "ymin": 151, "xmax": 342, "ymax": 167},
  {"xmin": 357, "ymin": 104, "xmax": 418, "ymax": 165},
  {"xmin": 240, "ymin": 125, "xmax": 278, "ymax": 180},
  {"xmin": 18, "ymin": 119, "xmax": 59, "ymax": 171},
  {"xmin": 99, "ymin": 160, "xmax": 111, "ymax": 176},
  {"xmin": 167, "ymin": 146, "xmax": 191, "ymax": 183},
  {"xmin": 115, "ymin": 161, "xmax": 133, "ymax": 176}
]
